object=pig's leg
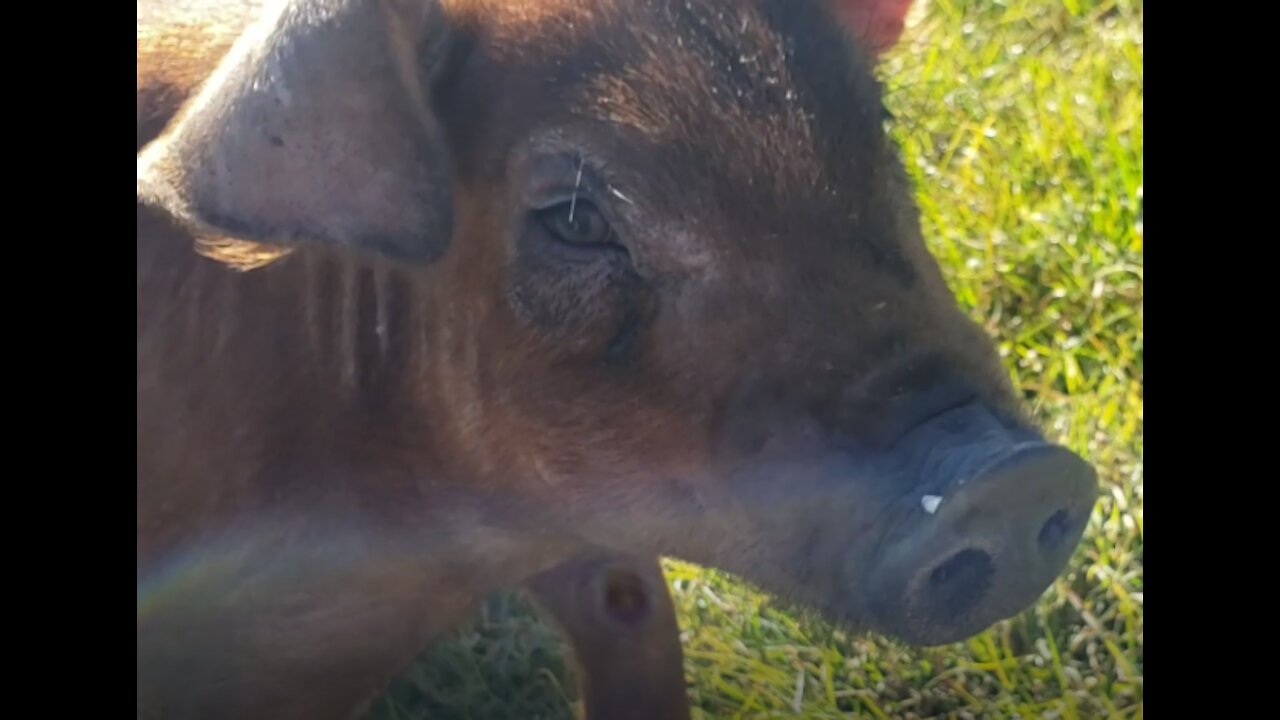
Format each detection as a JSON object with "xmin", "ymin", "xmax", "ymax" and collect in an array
[{"xmin": 524, "ymin": 552, "xmax": 691, "ymax": 720}]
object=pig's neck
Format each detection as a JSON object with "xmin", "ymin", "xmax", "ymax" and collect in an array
[{"xmin": 138, "ymin": 227, "xmax": 577, "ymax": 600}]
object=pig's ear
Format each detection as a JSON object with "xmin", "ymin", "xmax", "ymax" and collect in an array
[
  {"xmin": 137, "ymin": 0, "xmax": 454, "ymax": 263},
  {"xmin": 829, "ymin": 0, "xmax": 915, "ymax": 56}
]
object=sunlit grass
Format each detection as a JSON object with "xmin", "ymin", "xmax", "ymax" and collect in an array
[{"xmin": 369, "ymin": 1, "xmax": 1143, "ymax": 717}]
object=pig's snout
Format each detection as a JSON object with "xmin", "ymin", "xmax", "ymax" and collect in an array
[{"xmin": 861, "ymin": 440, "xmax": 1097, "ymax": 646}]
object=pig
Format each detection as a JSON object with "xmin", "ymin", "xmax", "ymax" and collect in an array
[
  {"xmin": 136, "ymin": 0, "xmax": 1099, "ymax": 717},
  {"xmin": 137, "ymin": 4, "xmax": 690, "ymax": 717}
]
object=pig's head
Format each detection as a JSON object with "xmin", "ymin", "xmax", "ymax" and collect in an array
[{"xmin": 137, "ymin": 0, "xmax": 1097, "ymax": 646}]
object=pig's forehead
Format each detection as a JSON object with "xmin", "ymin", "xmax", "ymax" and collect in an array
[{"xmin": 456, "ymin": 0, "xmax": 888, "ymax": 217}]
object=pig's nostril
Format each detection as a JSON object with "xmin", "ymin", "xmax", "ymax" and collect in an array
[
  {"xmin": 926, "ymin": 548, "xmax": 993, "ymax": 617},
  {"xmin": 861, "ymin": 442, "xmax": 1098, "ymax": 646},
  {"xmin": 1037, "ymin": 509, "xmax": 1073, "ymax": 552}
]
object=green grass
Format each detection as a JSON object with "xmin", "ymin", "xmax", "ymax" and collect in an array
[{"xmin": 368, "ymin": 1, "xmax": 1143, "ymax": 717}]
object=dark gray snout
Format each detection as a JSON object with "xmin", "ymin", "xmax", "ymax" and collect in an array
[{"xmin": 863, "ymin": 441, "xmax": 1097, "ymax": 646}]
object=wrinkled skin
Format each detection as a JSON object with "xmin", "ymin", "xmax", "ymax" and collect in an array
[
  {"xmin": 138, "ymin": 4, "xmax": 690, "ymax": 719},
  {"xmin": 137, "ymin": 0, "xmax": 1098, "ymax": 717}
]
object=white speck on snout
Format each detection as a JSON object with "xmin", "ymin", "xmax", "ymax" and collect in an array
[{"xmin": 921, "ymin": 495, "xmax": 943, "ymax": 514}]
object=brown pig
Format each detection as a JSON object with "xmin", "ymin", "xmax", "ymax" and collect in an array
[{"xmin": 136, "ymin": 0, "xmax": 1098, "ymax": 717}]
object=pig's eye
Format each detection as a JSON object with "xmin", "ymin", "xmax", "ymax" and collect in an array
[{"xmin": 534, "ymin": 199, "xmax": 615, "ymax": 247}]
